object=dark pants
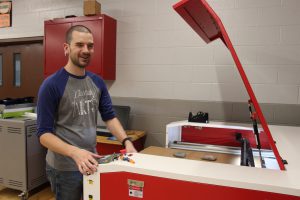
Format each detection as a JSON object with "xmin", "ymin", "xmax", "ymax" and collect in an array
[{"xmin": 46, "ymin": 163, "xmax": 83, "ymax": 200}]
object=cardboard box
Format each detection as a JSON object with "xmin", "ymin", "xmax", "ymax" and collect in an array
[
  {"xmin": 84, "ymin": 0, "xmax": 101, "ymax": 16},
  {"xmin": 0, "ymin": 1, "xmax": 12, "ymax": 27}
]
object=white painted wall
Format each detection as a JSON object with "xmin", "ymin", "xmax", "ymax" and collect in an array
[
  {"xmin": 1, "ymin": 0, "xmax": 300, "ymax": 104},
  {"xmin": 0, "ymin": 0, "xmax": 83, "ymax": 39}
]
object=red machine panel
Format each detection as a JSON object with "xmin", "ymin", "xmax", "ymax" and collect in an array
[
  {"xmin": 181, "ymin": 126, "xmax": 271, "ymax": 149},
  {"xmin": 99, "ymin": 172, "xmax": 300, "ymax": 200},
  {"xmin": 44, "ymin": 14, "xmax": 116, "ymax": 80}
]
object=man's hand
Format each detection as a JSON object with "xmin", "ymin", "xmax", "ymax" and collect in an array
[
  {"xmin": 39, "ymin": 133, "xmax": 102, "ymax": 176},
  {"xmin": 70, "ymin": 148, "xmax": 102, "ymax": 176},
  {"xmin": 125, "ymin": 140, "xmax": 137, "ymax": 153}
]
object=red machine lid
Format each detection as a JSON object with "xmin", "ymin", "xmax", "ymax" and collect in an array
[{"xmin": 173, "ymin": 0, "xmax": 285, "ymax": 170}]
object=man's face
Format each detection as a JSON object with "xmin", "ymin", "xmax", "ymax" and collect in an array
[{"xmin": 66, "ymin": 31, "xmax": 94, "ymax": 68}]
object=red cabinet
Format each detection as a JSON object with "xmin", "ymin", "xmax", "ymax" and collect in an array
[{"xmin": 44, "ymin": 14, "xmax": 116, "ymax": 80}]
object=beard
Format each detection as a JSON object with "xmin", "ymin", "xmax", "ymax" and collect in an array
[{"xmin": 69, "ymin": 50, "xmax": 91, "ymax": 69}]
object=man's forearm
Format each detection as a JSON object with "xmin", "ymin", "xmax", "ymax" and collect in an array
[
  {"xmin": 106, "ymin": 117, "xmax": 137, "ymax": 152},
  {"xmin": 106, "ymin": 117, "xmax": 129, "ymax": 142},
  {"xmin": 39, "ymin": 132, "xmax": 79, "ymax": 158}
]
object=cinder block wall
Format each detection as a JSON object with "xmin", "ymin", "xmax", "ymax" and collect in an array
[
  {"xmin": 1, "ymin": 0, "xmax": 300, "ymax": 147},
  {"xmin": 0, "ymin": 0, "xmax": 83, "ymax": 39}
]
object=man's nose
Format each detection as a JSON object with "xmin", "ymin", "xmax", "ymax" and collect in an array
[{"xmin": 82, "ymin": 45, "xmax": 89, "ymax": 53}]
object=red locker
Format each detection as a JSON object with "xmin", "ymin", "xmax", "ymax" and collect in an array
[{"xmin": 44, "ymin": 14, "xmax": 116, "ymax": 80}]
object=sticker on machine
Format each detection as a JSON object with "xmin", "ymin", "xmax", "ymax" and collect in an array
[{"xmin": 128, "ymin": 179, "xmax": 144, "ymax": 198}]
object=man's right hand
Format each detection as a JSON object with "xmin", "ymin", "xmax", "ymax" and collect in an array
[
  {"xmin": 70, "ymin": 148, "xmax": 102, "ymax": 176},
  {"xmin": 40, "ymin": 133, "xmax": 102, "ymax": 176}
]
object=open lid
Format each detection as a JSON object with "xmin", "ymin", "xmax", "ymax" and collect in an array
[{"xmin": 173, "ymin": 0, "xmax": 285, "ymax": 170}]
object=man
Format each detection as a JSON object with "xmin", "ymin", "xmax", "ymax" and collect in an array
[{"xmin": 37, "ymin": 25, "xmax": 136, "ymax": 200}]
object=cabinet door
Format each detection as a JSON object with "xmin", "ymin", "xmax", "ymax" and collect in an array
[
  {"xmin": 73, "ymin": 20, "xmax": 102, "ymax": 76},
  {"xmin": 26, "ymin": 124, "xmax": 47, "ymax": 190},
  {"xmin": 44, "ymin": 23, "xmax": 71, "ymax": 77}
]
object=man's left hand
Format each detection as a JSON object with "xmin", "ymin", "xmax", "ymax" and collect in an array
[{"xmin": 125, "ymin": 140, "xmax": 137, "ymax": 153}]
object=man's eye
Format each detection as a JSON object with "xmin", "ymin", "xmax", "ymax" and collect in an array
[
  {"xmin": 88, "ymin": 44, "xmax": 94, "ymax": 49},
  {"xmin": 77, "ymin": 43, "xmax": 84, "ymax": 47}
]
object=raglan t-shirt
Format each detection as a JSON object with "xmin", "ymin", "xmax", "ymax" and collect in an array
[{"xmin": 37, "ymin": 68, "xmax": 115, "ymax": 171}]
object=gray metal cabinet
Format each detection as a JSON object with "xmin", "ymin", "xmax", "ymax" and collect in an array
[{"xmin": 0, "ymin": 117, "xmax": 47, "ymax": 198}]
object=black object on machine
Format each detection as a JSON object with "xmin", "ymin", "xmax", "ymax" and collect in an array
[
  {"xmin": 236, "ymin": 133, "xmax": 255, "ymax": 167},
  {"xmin": 248, "ymin": 100, "xmax": 266, "ymax": 168},
  {"xmin": 188, "ymin": 111, "xmax": 209, "ymax": 123}
]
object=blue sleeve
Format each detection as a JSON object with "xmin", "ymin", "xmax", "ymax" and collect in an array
[
  {"xmin": 36, "ymin": 79, "xmax": 60, "ymax": 138},
  {"xmin": 88, "ymin": 73, "xmax": 116, "ymax": 121},
  {"xmin": 99, "ymin": 80, "xmax": 116, "ymax": 121}
]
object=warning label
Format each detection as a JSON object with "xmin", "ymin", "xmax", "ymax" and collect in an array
[{"xmin": 128, "ymin": 179, "xmax": 144, "ymax": 198}]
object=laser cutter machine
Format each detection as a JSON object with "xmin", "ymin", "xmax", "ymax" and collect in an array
[{"xmin": 83, "ymin": 0, "xmax": 300, "ymax": 199}]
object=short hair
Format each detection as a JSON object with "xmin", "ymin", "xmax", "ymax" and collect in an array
[{"xmin": 65, "ymin": 25, "xmax": 92, "ymax": 44}]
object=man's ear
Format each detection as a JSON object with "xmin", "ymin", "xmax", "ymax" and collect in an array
[{"xmin": 63, "ymin": 43, "xmax": 69, "ymax": 56}]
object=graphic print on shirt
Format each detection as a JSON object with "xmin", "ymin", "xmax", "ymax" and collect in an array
[{"xmin": 72, "ymin": 89, "xmax": 98, "ymax": 117}]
